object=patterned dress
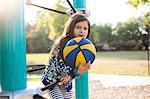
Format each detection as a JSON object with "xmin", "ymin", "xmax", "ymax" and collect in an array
[{"xmin": 41, "ymin": 50, "xmax": 79, "ymax": 92}]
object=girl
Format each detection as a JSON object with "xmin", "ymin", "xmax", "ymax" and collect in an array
[{"xmin": 41, "ymin": 13, "xmax": 91, "ymax": 99}]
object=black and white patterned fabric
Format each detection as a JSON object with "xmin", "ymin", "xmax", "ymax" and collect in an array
[
  {"xmin": 47, "ymin": 85, "xmax": 72, "ymax": 99},
  {"xmin": 41, "ymin": 56, "xmax": 73, "ymax": 91}
]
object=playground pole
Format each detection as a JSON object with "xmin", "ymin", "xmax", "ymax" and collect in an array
[
  {"xmin": 0, "ymin": 0, "xmax": 26, "ymax": 91},
  {"xmin": 0, "ymin": 15, "xmax": 2, "ymax": 90},
  {"xmin": 73, "ymin": 1, "xmax": 89, "ymax": 99}
]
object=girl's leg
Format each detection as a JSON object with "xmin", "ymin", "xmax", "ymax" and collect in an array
[
  {"xmin": 63, "ymin": 90, "xmax": 72, "ymax": 99},
  {"xmin": 47, "ymin": 85, "xmax": 64, "ymax": 99},
  {"xmin": 59, "ymin": 85, "xmax": 72, "ymax": 99}
]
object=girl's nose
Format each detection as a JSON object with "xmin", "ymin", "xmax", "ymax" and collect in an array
[{"xmin": 80, "ymin": 29, "xmax": 84, "ymax": 33}]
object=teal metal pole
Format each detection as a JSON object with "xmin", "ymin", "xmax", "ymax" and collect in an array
[
  {"xmin": 75, "ymin": 72, "xmax": 88, "ymax": 99},
  {"xmin": 0, "ymin": 0, "xmax": 26, "ymax": 91},
  {"xmin": 0, "ymin": 40, "xmax": 1, "ymax": 91},
  {"xmin": 73, "ymin": 0, "xmax": 86, "ymax": 8},
  {"xmin": 73, "ymin": 0, "xmax": 89, "ymax": 99}
]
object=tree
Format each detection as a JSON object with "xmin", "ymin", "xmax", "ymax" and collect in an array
[
  {"xmin": 90, "ymin": 24, "xmax": 100, "ymax": 44},
  {"xmin": 26, "ymin": 0, "xmax": 69, "ymax": 53},
  {"xmin": 128, "ymin": 0, "xmax": 150, "ymax": 30},
  {"xmin": 128, "ymin": 0, "xmax": 150, "ymax": 50},
  {"xmin": 26, "ymin": 23, "xmax": 51, "ymax": 53},
  {"xmin": 116, "ymin": 18, "xmax": 141, "ymax": 42},
  {"xmin": 35, "ymin": 0, "xmax": 68, "ymax": 40},
  {"xmin": 114, "ymin": 17, "xmax": 143, "ymax": 50},
  {"xmin": 96, "ymin": 24, "xmax": 114, "ymax": 46},
  {"xmin": 90, "ymin": 23, "xmax": 116, "ymax": 51},
  {"xmin": 128, "ymin": 0, "xmax": 149, "ymax": 8}
]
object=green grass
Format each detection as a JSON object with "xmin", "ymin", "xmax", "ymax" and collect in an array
[
  {"xmin": 27, "ymin": 77, "xmax": 41, "ymax": 81},
  {"xmin": 26, "ymin": 51, "xmax": 147, "ymax": 64},
  {"xmin": 26, "ymin": 53, "xmax": 49, "ymax": 64},
  {"xmin": 96, "ymin": 51, "xmax": 147, "ymax": 60},
  {"xmin": 26, "ymin": 51, "xmax": 149, "ymax": 76}
]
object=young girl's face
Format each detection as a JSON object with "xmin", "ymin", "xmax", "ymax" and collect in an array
[{"xmin": 74, "ymin": 21, "xmax": 89, "ymax": 38}]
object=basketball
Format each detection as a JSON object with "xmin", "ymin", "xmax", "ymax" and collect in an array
[{"xmin": 63, "ymin": 37, "xmax": 96, "ymax": 68}]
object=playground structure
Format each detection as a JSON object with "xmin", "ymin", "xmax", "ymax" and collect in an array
[
  {"xmin": 1, "ymin": 0, "xmax": 150, "ymax": 99},
  {"xmin": 0, "ymin": 0, "xmax": 91, "ymax": 99}
]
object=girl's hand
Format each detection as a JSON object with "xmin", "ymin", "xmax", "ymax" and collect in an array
[
  {"xmin": 77, "ymin": 61, "xmax": 91, "ymax": 75},
  {"xmin": 59, "ymin": 76, "xmax": 72, "ymax": 85}
]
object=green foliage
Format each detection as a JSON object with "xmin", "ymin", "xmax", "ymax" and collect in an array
[
  {"xmin": 36, "ymin": 0, "xmax": 68, "ymax": 40},
  {"xmin": 26, "ymin": 23, "xmax": 52, "ymax": 53},
  {"xmin": 43, "ymin": 0, "xmax": 69, "ymax": 41},
  {"xmin": 128, "ymin": 0, "xmax": 149, "ymax": 8},
  {"xmin": 26, "ymin": 0, "xmax": 68, "ymax": 53},
  {"xmin": 115, "ymin": 17, "xmax": 142, "ymax": 42},
  {"xmin": 91, "ymin": 17, "xmax": 145, "ymax": 51},
  {"xmin": 144, "ymin": 12, "xmax": 150, "ymax": 28},
  {"xmin": 113, "ymin": 17, "xmax": 144, "ymax": 50},
  {"xmin": 91, "ymin": 23, "xmax": 117, "ymax": 51},
  {"xmin": 128, "ymin": 0, "xmax": 150, "ymax": 32},
  {"xmin": 98, "ymin": 24, "xmax": 113, "ymax": 43},
  {"xmin": 91, "ymin": 23, "xmax": 114, "ymax": 44},
  {"xmin": 90, "ymin": 24, "xmax": 100, "ymax": 43},
  {"xmin": 25, "ymin": 0, "xmax": 147, "ymax": 52}
]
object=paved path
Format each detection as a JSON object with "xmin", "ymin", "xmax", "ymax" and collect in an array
[
  {"xmin": 27, "ymin": 74, "xmax": 150, "ymax": 88},
  {"xmin": 27, "ymin": 74, "xmax": 150, "ymax": 99},
  {"xmin": 1, "ymin": 74, "xmax": 150, "ymax": 99},
  {"xmin": 88, "ymin": 74, "xmax": 150, "ymax": 87}
]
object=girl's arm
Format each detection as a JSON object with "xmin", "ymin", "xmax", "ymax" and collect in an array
[
  {"xmin": 60, "ymin": 61, "xmax": 91, "ymax": 84},
  {"xmin": 70, "ymin": 61, "xmax": 91, "ymax": 79},
  {"xmin": 77, "ymin": 61, "xmax": 91, "ymax": 75}
]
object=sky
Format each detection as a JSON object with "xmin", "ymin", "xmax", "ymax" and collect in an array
[
  {"xmin": 25, "ymin": 0, "xmax": 145, "ymax": 25},
  {"xmin": 87, "ymin": 0, "xmax": 140, "ymax": 25}
]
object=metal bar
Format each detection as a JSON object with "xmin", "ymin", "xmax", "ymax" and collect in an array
[
  {"xmin": 66, "ymin": 0, "xmax": 76, "ymax": 13},
  {"xmin": 27, "ymin": 64, "xmax": 46, "ymax": 73},
  {"xmin": 27, "ymin": 64, "xmax": 45, "ymax": 67},
  {"xmin": 27, "ymin": 3, "xmax": 67, "ymax": 15}
]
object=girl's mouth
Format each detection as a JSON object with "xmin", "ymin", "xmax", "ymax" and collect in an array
[{"xmin": 78, "ymin": 35, "xmax": 85, "ymax": 37}]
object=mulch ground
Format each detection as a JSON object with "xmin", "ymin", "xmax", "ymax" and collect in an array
[
  {"xmin": 71, "ymin": 81, "xmax": 150, "ymax": 99},
  {"xmin": 18, "ymin": 80, "xmax": 150, "ymax": 99}
]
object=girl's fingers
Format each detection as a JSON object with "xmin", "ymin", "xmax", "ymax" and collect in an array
[
  {"xmin": 60, "ymin": 77, "xmax": 64, "ymax": 81},
  {"xmin": 58, "ymin": 82, "xmax": 63, "ymax": 85},
  {"xmin": 60, "ymin": 77, "xmax": 65, "ymax": 84},
  {"xmin": 60, "ymin": 76, "xmax": 71, "ymax": 84},
  {"xmin": 78, "ymin": 62, "xmax": 83, "ymax": 69},
  {"xmin": 77, "ymin": 61, "xmax": 91, "ymax": 74},
  {"xmin": 87, "ymin": 61, "xmax": 91, "ymax": 70},
  {"xmin": 87, "ymin": 61, "xmax": 91, "ymax": 66},
  {"xmin": 87, "ymin": 65, "xmax": 91, "ymax": 70},
  {"xmin": 60, "ymin": 79, "xmax": 66, "ymax": 84}
]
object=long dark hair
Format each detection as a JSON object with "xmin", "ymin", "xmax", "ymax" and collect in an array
[{"xmin": 49, "ymin": 14, "xmax": 91, "ymax": 60}]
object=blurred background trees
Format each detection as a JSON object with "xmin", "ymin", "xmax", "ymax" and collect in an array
[
  {"xmin": 26, "ymin": 0, "xmax": 68, "ymax": 53},
  {"xmin": 26, "ymin": 0, "xmax": 149, "ymax": 53}
]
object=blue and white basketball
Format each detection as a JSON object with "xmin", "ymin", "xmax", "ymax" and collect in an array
[{"xmin": 63, "ymin": 37, "xmax": 96, "ymax": 68}]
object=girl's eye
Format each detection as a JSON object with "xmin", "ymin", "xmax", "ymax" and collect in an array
[
  {"xmin": 76, "ymin": 27, "xmax": 79, "ymax": 29},
  {"xmin": 84, "ymin": 27, "xmax": 87, "ymax": 30},
  {"xmin": 76, "ymin": 26, "xmax": 81, "ymax": 29}
]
